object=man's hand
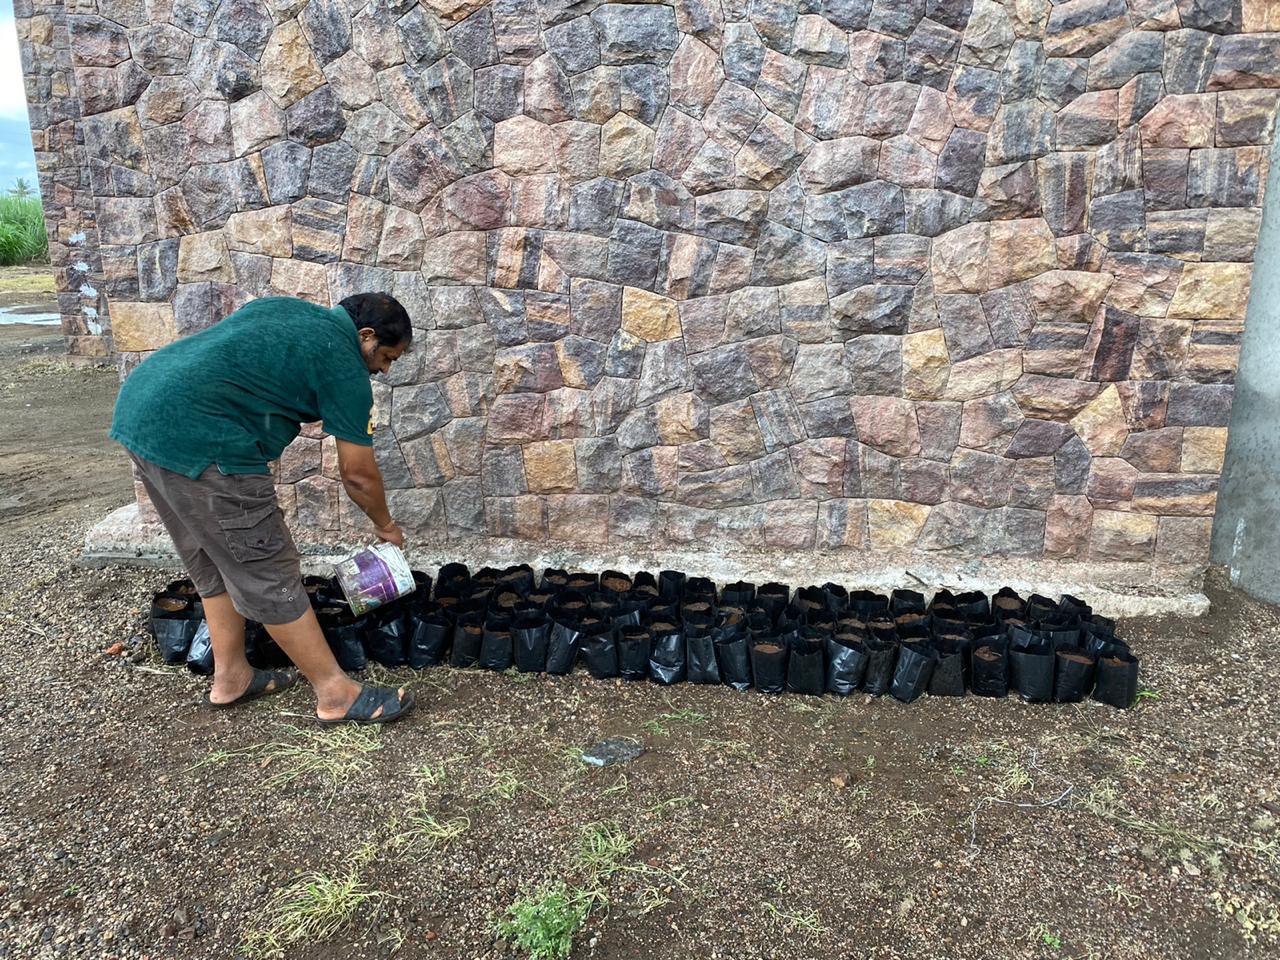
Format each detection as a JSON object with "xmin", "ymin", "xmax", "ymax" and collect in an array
[{"xmin": 374, "ymin": 520, "xmax": 405, "ymax": 548}]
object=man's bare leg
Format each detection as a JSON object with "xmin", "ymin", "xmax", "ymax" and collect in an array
[
  {"xmin": 203, "ymin": 592, "xmax": 257, "ymax": 705},
  {"xmin": 204, "ymin": 595, "xmax": 405, "ymax": 718}
]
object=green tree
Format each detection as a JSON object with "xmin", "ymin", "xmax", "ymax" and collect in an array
[{"xmin": 9, "ymin": 179, "xmax": 33, "ymax": 199}]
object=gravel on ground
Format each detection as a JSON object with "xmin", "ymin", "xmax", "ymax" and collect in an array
[{"xmin": 0, "ymin": 324, "xmax": 1277, "ymax": 960}]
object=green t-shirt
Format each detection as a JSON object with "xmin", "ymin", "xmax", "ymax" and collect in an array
[{"xmin": 110, "ymin": 297, "xmax": 374, "ymax": 479}]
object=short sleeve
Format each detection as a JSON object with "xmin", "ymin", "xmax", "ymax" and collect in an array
[{"xmin": 318, "ymin": 375, "xmax": 375, "ymax": 446}]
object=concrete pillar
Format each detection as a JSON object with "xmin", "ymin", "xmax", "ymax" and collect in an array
[{"xmin": 1211, "ymin": 135, "xmax": 1280, "ymax": 602}]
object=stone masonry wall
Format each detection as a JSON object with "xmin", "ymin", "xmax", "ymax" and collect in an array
[{"xmin": 16, "ymin": 0, "xmax": 1280, "ymax": 571}]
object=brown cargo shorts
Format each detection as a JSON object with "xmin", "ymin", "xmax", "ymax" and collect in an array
[{"xmin": 130, "ymin": 453, "xmax": 313, "ymax": 625}]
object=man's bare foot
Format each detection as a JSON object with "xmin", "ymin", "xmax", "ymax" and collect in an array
[
  {"xmin": 209, "ymin": 661, "xmax": 262, "ymax": 705},
  {"xmin": 315, "ymin": 678, "xmax": 410, "ymax": 722}
]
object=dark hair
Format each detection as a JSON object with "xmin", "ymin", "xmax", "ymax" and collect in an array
[{"xmin": 339, "ymin": 293, "xmax": 412, "ymax": 347}]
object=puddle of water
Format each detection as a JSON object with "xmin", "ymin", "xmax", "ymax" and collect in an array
[{"xmin": 0, "ymin": 305, "xmax": 60, "ymax": 326}]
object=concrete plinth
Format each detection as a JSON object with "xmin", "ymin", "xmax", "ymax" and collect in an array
[{"xmin": 84, "ymin": 503, "xmax": 1209, "ymax": 619}]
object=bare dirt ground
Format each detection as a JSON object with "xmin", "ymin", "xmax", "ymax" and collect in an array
[{"xmin": 0, "ymin": 310, "xmax": 1277, "ymax": 960}]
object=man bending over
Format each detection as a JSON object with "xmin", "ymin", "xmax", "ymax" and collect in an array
[{"xmin": 110, "ymin": 293, "xmax": 416, "ymax": 725}]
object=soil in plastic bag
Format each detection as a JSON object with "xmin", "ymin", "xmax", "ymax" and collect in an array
[
  {"xmin": 849, "ymin": 590, "xmax": 890, "ymax": 619},
  {"xmin": 820, "ymin": 582, "xmax": 849, "ymax": 615},
  {"xmin": 890, "ymin": 588, "xmax": 926, "ymax": 615},
  {"xmin": 512, "ymin": 615, "xmax": 551, "ymax": 672},
  {"xmin": 891, "ymin": 642, "xmax": 937, "ymax": 703},
  {"xmin": 151, "ymin": 597, "xmax": 201, "ymax": 664},
  {"xmin": 1092, "ymin": 651, "xmax": 1140, "ymax": 709},
  {"xmin": 617, "ymin": 624, "xmax": 652, "ymax": 680},
  {"xmin": 439, "ymin": 562, "xmax": 470, "ymax": 585},
  {"xmin": 408, "ymin": 609, "xmax": 452, "ymax": 668},
  {"xmin": 450, "ymin": 618, "xmax": 484, "ymax": 668},
  {"xmin": 787, "ymin": 636, "xmax": 825, "ymax": 695},
  {"xmin": 410, "ymin": 570, "xmax": 433, "ymax": 602},
  {"xmin": 185, "ymin": 621, "xmax": 214, "ymax": 675},
  {"xmin": 971, "ymin": 643, "xmax": 1009, "ymax": 697},
  {"xmin": 580, "ymin": 620, "xmax": 619, "ymax": 679},
  {"xmin": 686, "ymin": 627, "xmax": 720, "ymax": 684},
  {"xmin": 721, "ymin": 581, "xmax": 756, "ymax": 608},
  {"xmin": 862, "ymin": 639, "xmax": 897, "ymax": 696},
  {"xmin": 657, "ymin": 569, "xmax": 686, "ymax": 601},
  {"xmin": 953, "ymin": 590, "xmax": 990, "ymax": 621},
  {"xmin": 545, "ymin": 621, "xmax": 581, "ymax": 675},
  {"xmin": 825, "ymin": 634, "xmax": 867, "ymax": 696},
  {"xmin": 478, "ymin": 620, "xmax": 514, "ymax": 672},
  {"xmin": 541, "ymin": 568, "xmax": 569, "ymax": 592},
  {"xmin": 1025, "ymin": 594, "xmax": 1058, "ymax": 621},
  {"xmin": 632, "ymin": 571, "xmax": 659, "ymax": 594},
  {"xmin": 755, "ymin": 583, "xmax": 789, "ymax": 621},
  {"xmin": 649, "ymin": 622, "xmax": 686, "ymax": 685},
  {"xmin": 750, "ymin": 639, "xmax": 787, "ymax": 694},
  {"xmin": 600, "ymin": 570, "xmax": 633, "ymax": 595},
  {"xmin": 715, "ymin": 631, "xmax": 752, "ymax": 691},
  {"xmin": 319, "ymin": 606, "xmax": 368, "ymax": 671},
  {"xmin": 928, "ymin": 638, "xmax": 966, "ymax": 697},
  {"xmin": 1010, "ymin": 644, "xmax": 1054, "ymax": 703},
  {"xmin": 993, "ymin": 587, "xmax": 1024, "ymax": 620},
  {"xmin": 1053, "ymin": 646, "xmax": 1095, "ymax": 702},
  {"xmin": 245, "ymin": 621, "xmax": 291, "ymax": 669},
  {"xmin": 366, "ymin": 604, "xmax": 410, "ymax": 667},
  {"xmin": 498, "ymin": 564, "xmax": 534, "ymax": 596}
]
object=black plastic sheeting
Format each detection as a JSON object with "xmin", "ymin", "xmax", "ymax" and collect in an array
[{"xmin": 147, "ymin": 569, "xmax": 1141, "ymax": 708}]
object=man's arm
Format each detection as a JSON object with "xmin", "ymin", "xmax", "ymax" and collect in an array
[{"xmin": 335, "ymin": 439, "xmax": 404, "ymax": 547}]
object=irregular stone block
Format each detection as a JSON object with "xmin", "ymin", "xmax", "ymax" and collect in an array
[
  {"xmin": 1187, "ymin": 146, "xmax": 1266, "ymax": 208},
  {"xmin": 591, "ymin": 3, "xmax": 680, "ymax": 65},
  {"xmin": 832, "ymin": 283, "xmax": 915, "ymax": 335},
  {"xmin": 599, "ymin": 112, "xmax": 655, "ymax": 178},
  {"xmin": 1209, "ymin": 33, "xmax": 1280, "ymax": 90},
  {"xmin": 866, "ymin": 498, "xmax": 930, "ymax": 549}
]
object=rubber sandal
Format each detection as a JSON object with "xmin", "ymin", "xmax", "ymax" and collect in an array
[
  {"xmin": 317, "ymin": 684, "xmax": 416, "ymax": 726},
  {"xmin": 205, "ymin": 668, "xmax": 298, "ymax": 709}
]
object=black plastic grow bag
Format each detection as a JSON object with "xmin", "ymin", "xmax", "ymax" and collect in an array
[
  {"xmin": 580, "ymin": 620, "xmax": 619, "ymax": 679},
  {"xmin": 649, "ymin": 622, "xmax": 686, "ymax": 685},
  {"xmin": 891, "ymin": 642, "xmax": 937, "ymax": 703},
  {"xmin": 545, "ymin": 620, "xmax": 581, "ymax": 675},
  {"xmin": 861, "ymin": 638, "xmax": 897, "ymax": 696},
  {"xmin": 365, "ymin": 604, "xmax": 410, "ymax": 667},
  {"xmin": 715, "ymin": 628, "xmax": 753, "ymax": 691},
  {"xmin": 825, "ymin": 633, "xmax": 868, "ymax": 696},
  {"xmin": 1053, "ymin": 646, "xmax": 1095, "ymax": 702},
  {"xmin": 786, "ymin": 631, "xmax": 825, "ymax": 696},
  {"xmin": 478, "ymin": 618, "xmax": 514, "ymax": 671},
  {"xmin": 928, "ymin": 637, "xmax": 966, "ymax": 697},
  {"xmin": 749, "ymin": 637, "xmax": 788, "ymax": 694},
  {"xmin": 617, "ymin": 624, "xmax": 652, "ymax": 680},
  {"xmin": 512, "ymin": 615, "xmax": 551, "ymax": 672},
  {"xmin": 970, "ymin": 642, "xmax": 1008, "ymax": 697},
  {"xmin": 1010, "ymin": 643, "xmax": 1055, "ymax": 703},
  {"xmin": 686, "ymin": 625, "xmax": 721, "ymax": 684},
  {"xmin": 1093, "ymin": 650, "xmax": 1140, "ymax": 709},
  {"xmin": 408, "ymin": 609, "xmax": 451, "ymax": 668}
]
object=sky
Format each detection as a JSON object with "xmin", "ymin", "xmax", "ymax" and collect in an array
[{"xmin": 0, "ymin": 0, "xmax": 40, "ymax": 194}]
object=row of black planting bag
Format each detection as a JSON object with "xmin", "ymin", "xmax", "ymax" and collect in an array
[{"xmin": 148, "ymin": 563, "xmax": 1140, "ymax": 708}]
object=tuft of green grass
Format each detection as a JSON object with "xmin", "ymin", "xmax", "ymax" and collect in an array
[
  {"xmin": 577, "ymin": 820, "xmax": 635, "ymax": 880},
  {"xmin": 495, "ymin": 883, "xmax": 592, "ymax": 960},
  {"xmin": 762, "ymin": 901, "xmax": 826, "ymax": 934},
  {"xmin": 189, "ymin": 724, "xmax": 382, "ymax": 797},
  {"xmin": 0, "ymin": 196, "xmax": 48, "ymax": 265},
  {"xmin": 644, "ymin": 707, "xmax": 710, "ymax": 736},
  {"xmin": 242, "ymin": 863, "xmax": 385, "ymax": 959},
  {"xmin": 393, "ymin": 812, "xmax": 470, "ymax": 857}
]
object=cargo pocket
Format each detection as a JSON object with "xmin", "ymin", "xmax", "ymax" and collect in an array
[{"xmin": 218, "ymin": 502, "xmax": 286, "ymax": 563}]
